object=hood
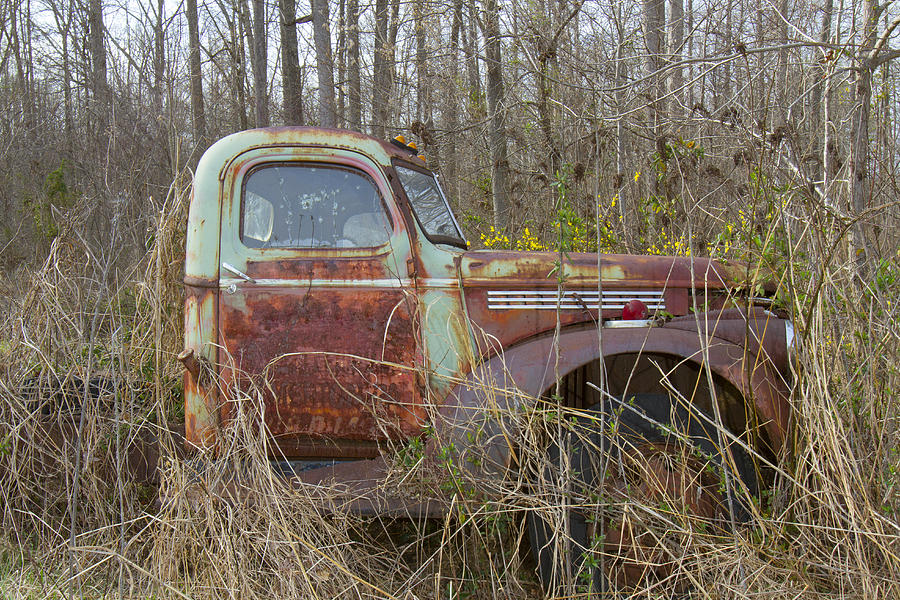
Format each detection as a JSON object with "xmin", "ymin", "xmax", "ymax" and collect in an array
[
  {"xmin": 457, "ymin": 250, "xmax": 761, "ymax": 351},
  {"xmin": 459, "ymin": 250, "xmax": 749, "ymax": 289}
]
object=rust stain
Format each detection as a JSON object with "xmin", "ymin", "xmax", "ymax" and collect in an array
[
  {"xmin": 219, "ymin": 286, "xmax": 422, "ymax": 456},
  {"xmin": 457, "ymin": 251, "xmax": 757, "ymax": 357},
  {"xmin": 460, "ymin": 251, "xmax": 746, "ymax": 288},
  {"xmin": 463, "ymin": 286, "xmax": 600, "ymax": 351},
  {"xmin": 246, "ymin": 256, "xmax": 393, "ymax": 280},
  {"xmin": 183, "ymin": 283, "xmax": 218, "ymax": 449}
]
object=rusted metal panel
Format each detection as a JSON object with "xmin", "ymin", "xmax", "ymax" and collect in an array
[
  {"xmin": 462, "ymin": 286, "xmax": 600, "ymax": 351},
  {"xmin": 459, "ymin": 251, "xmax": 746, "ymax": 288},
  {"xmin": 210, "ymin": 140, "xmax": 424, "ymax": 458},
  {"xmin": 219, "ymin": 286, "xmax": 422, "ymax": 449},
  {"xmin": 245, "ymin": 255, "xmax": 394, "ymax": 281},
  {"xmin": 20, "ymin": 421, "xmax": 186, "ymax": 486},
  {"xmin": 183, "ymin": 283, "xmax": 218, "ymax": 449},
  {"xmin": 458, "ymin": 252, "xmax": 751, "ymax": 354},
  {"xmin": 438, "ymin": 324, "xmax": 791, "ymax": 474},
  {"xmin": 667, "ymin": 307, "xmax": 790, "ymax": 373}
]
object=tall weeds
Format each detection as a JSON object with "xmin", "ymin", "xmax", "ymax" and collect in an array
[{"xmin": 0, "ymin": 170, "xmax": 898, "ymax": 600}]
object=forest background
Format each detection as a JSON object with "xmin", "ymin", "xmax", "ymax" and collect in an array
[{"xmin": 0, "ymin": 0, "xmax": 899, "ymax": 598}]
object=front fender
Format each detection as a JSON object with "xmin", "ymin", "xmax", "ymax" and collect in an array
[{"xmin": 436, "ymin": 323, "xmax": 791, "ymax": 474}]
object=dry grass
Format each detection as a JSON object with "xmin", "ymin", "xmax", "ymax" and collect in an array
[{"xmin": 0, "ymin": 171, "xmax": 898, "ymax": 600}]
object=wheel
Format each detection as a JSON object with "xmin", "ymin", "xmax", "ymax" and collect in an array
[{"xmin": 527, "ymin": 392, "xmax": 758, "ymax": 596}]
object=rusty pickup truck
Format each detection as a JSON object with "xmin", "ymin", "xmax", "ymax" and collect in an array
[{"xmin": 179, "ymin": 127, "xmax": 793, "ymax": 591}]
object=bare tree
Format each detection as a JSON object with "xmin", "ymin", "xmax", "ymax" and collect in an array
[
  {"xmin": 186, "ymin": 0, "xmax": 208, "ymax": 144},
  {"xmin": 279, "ymin": 0, "xmax": 303, "ymax": 125},
  {"xmin": 442, "ymin": 0, "xmax": 463, "ymax": 199},
  {"xmin": 483, "ymin": 0, "xmax": 510, "ymax": 228},
  {"xmin": 412, "ymin": 0, "xmax": 437, "ymax": 161},
  {"xmin": 669, "ymin": 0, "xmax": 683, "ymax": 115},
  {"xmin": 248, "ymin": 0, "xmax": 269, "ymax": 126},
  {"xmin": 346, "ymin": 0, "xmax": 361, "ymax": 129},
  {"xmin": 463, "ymin": 0, "xmax": 482, "ymax": 113},
  {"xmin": 642, "ymin": 0, "xmax": 665, "ymax": 134},
  {"xmin": 312, "ymin": 0, "xmax": 337, "ymax": 126},
  {"xmin": 87, "ymin": 0, "xmax": 109, "ymax": 128},
  {"xmin": 372, "ymin": 0, "xmax": 390, "ymax": 137},
  {"xmin": 848, "ymin": 0, "xmax": 895, "ymax": 267},
  {"xmin": 774, "ymin": 0, "xmax": 789, "ymax": 114},
  {"xmin": 48, "ymin": 0, "xmax": 76, "ymax": 142},
  {"xmin": 809, "ymin": 0, "xmax": 833, "ymax": 202}
]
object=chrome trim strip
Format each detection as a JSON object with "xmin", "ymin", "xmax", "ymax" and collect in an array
[
  {"xmin": 487, "ymin": 290, "xmax": 664, "ymax": 296},
  {"xmin": 490, "ymin": 303, "xmax": 666, "ymax": 310},
  {"xmin": 604, "ymin": 319, "xmax": 655, "ymax": 328},
  {"xmin": 487, "ymin": 289, "xmax": 666, "ymax": 311},
  {"xmin": 785, "ymin": 320, "xmax": 795, "ymax": 356},
  {"xmin": 220, "ymin": 277, "xmax": 414, "ymax": 288}
]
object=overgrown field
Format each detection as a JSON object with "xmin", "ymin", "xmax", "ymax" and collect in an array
[{"xmin": 1, "ymin": 171, "xmax": 899, "ymax": 600}]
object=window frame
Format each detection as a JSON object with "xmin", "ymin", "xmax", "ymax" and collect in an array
[
  {"xmin": 238, "ymin": 160, "xmax": 395, "ymax": 251},
  {"xmin": 392, "ymin": 160, "xmax": 467, "ymax": 250}
]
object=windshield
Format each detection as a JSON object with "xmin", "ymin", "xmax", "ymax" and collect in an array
[{"xmin": 395, "ymin": 165, "xmax": 466, "ymax": 247}]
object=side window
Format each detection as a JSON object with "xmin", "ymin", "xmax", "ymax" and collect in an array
[{"xmin": 241, "ymin": 164, "xmax": 392, "ymax": 249}]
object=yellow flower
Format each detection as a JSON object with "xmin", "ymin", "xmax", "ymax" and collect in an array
[{"xmin": 634, "ymin": 171, "xmax": 641, "ymax": 182}]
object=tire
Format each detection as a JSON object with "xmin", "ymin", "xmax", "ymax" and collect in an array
[{"xmin": 527, "ymin": 392, "xmax": 758, "ymax": 596}]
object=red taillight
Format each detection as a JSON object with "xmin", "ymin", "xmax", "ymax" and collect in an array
[{"xmin": 622, "ymin": 299, "xmax": 649, "ymax": 320}]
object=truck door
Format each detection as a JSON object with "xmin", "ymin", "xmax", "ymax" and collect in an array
[{"xmin": 217, "ymin": 149, "xmax": 422, "ymax": 459}]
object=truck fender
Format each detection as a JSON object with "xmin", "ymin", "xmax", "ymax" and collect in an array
[{"xmin": 435, "ymin": 325, "xmax": 790, "ymax": 476}]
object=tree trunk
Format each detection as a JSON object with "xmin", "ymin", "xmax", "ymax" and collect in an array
[
  {"xmin": 49, "ymin": 0, "xmax": 75, "ymax": 144},
  {"xmin": 443, "ymin": 0, "xmax": 462, "ymax": 200},
  {"xmin": 483, "ymin": 0, "xmax": 510, "ymax": 229},
  {"xmin": 9, "ymin": 4, "xmax": 32, "ymax": 131},
  {"xmin": 233, "ymin": 0, "xmax": 250, "ymax": 130},
  {"xmin": 718, "ymin": 0, "xmax": 731, "ymax": 109},
  {"xmin": 414, "ymin": 0, "xmax": 427, "ymax": 124},
  {"xmin": 280, "ymin": 0, "xmax": 304, "ymax": 125},
  {"xmin": 186, "ymin": 0, "xmax": 208, "ymax": 144},
  {"xmin": 153, "ymin": 0, "xmax": 165, "ymax": 115},
  {"xmin": 152, "ymin": 0, "xmax": 170, "ymax": 173},
  {"xmin": 809, "ymin": 0, "xmax": 833, "ymax": 202},
  {"xmin": 669, "ymin": 0, "xmax": 683, "ymax": 116},
  {"xmin": 774, "ymin": 0, "xmax": 789, "ymax": 115},
  {"xmin": 463, "ymin": 0, "xmax": 482, "ymax": 114},
  {"xmin": 312, "ymin": 0, "xmax": 336, "ymax": 127},
  {"xmin": 849, "ymin": 0, "xmax": 876, "ymax": 266},
  {"xmin": 642, "ymin": 0, "xmax": 665, "ymax": 134},
  {"xmin": 250, "ymin": 0, "xmax": 269, "ymax": 126},
  {"xmin": 537, "ymin": 43, "xmax": 558, "ymax": 179},
  {"xmin": 413, "ymin": 0, "xmax": 438, "ymax": 165},
  {"xmin": 685, "ymin": 0, "xmax": 693, "ymax": 110},
  {"xmin": 613, "ymin": 2, "xmax": 631, "ymax": 250},
  {"xmin": 387, "ymin": 0, "xmax": 400, "ymax": 128},
  {"xmin": 87, "ymin": 0, "xmax": 109, "ymax": 129},
  {"xmin": 347, "ymin": 0, "xmax": 361, "ymax": 129},
  {"xmin": 336, "ymin": 0, "xmax": 346, "ymax": 122},
  {"xmin": 372, "ymin": 0, "xmax": 389, "ymax": 137}
]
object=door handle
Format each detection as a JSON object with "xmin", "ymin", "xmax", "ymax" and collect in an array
[{"xmin": 222, "ymin": 262, "xmax": 256, "ymax": 284}]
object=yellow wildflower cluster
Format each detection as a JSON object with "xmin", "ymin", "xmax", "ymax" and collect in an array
[
  {"xmin": 517, "ymin": 227, "xmax": 548, "ymax": 251},
  {"xmin": 479, "ymin": 226, "xmax": 511, "ymax": 249},
  {"xmin": 707, "ymin": 239, "xmax": 733, "ymax": 257},
  {"xmin": 480, "ymin": 226, "xmax": 549, "ymax": 251},
  {"xmin": 644, "ymin": 228, "xmax": 692, "ymax": 256}
]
